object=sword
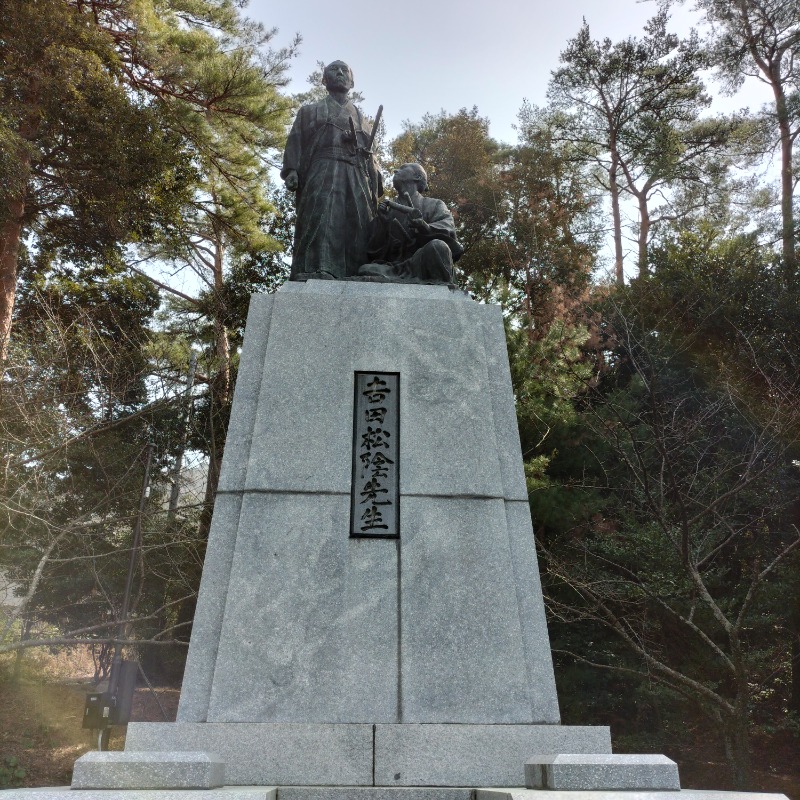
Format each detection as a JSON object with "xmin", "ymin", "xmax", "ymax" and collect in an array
[
  {"xmin": 367, "ymin": 104, "xmax": 383, "ymax": 153},
  {"xmin": 349, "ymin": 105, "xmax": 383, "ymax": 154}
]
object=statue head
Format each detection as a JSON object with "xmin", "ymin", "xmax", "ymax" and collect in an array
[
  {"xmin": 322, "ymin": 61, "xmax": 354, "ymax": 92},
  {"xmin": 394, "ymin": 163, "xmax": 429, "ymax": 193}
]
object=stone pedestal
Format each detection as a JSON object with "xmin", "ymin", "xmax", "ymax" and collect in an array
[
  {"xmin": 177, "ymin": 282, "xmax": 560, "ymax": 731},
  {"xmin": 71, "ymin": 752, "xmax": 225, "ymax": 789}
]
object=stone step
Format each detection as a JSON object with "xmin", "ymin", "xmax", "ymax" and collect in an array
[
  {"xmin": 72, "ymin": 751, "xmax": 225, "ymax": 790},
  {"xmin": 525, "ymin": 754, "xmax": 680, "ymax": 791},
  {"xmin": 0, "ymin": 788, "xmax": 273, "ymax": 800}
]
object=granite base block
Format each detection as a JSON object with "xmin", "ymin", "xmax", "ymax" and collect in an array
[
  {"xmin": 0, "ymin": 788, "xmax": 274, "ymax": 800},
  {"xmin": 398, "ymin": 498, "xmax": 547, "ymax": 724},
  {"xmin": 2, "ymin": 790, "xmax": 790, "ymax": 800},
  {"xmin": 125, "ymin": 723, "xmax": 611, "ymax": 788},
  {"xmin": 374, "ymin": 724, "xmax": 612, "ymax": 787},
  {"xmin": 124, "ymin": 723, "xmax": 373, "ymax": 786},
  {"xmin": 525, "ymin": 754, "xmax": 680, "ymax": 791},
  {"xmin": 71, "ymin": 751, "xmax": 225, "ymax": 789}
]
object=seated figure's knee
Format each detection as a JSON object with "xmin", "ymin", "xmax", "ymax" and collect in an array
[
  {"xmin": 419, "ymin": 239, "xmax": 454, "ymax": 282},
  {"xmin": 427, "ymin": 239, "xmax": 452, "ymax": 262}
]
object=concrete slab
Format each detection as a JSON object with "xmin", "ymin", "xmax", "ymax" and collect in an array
[
  {"xmin": 399, "ymin": 496, "xmax": 547, "ymax": 723},
  {"xmin": 244, "ymin": 284, "xmax": 505, "ymax": 498},
  {"xmin": 476, "ymin": 303, "xmax": 529, "ymax": 502},
  {"xmin": 216, "ymin": 293, "xmax": 275, "ymax": 494},
  {"xmin": 477, "ymin": 791, "xmax": 789, "ymax": 800},
  {"xmin": 0, "ymin": 788, "xmax": 275, "ymax": 800},
  {"xmin": 504, "ymin": 500, "xmax": 560, "ymax": 724},
  {"xmin": 177, "ymin": 493, "xmax": 244, "ymax": 723},
  {"xmin": 206, "ymin": 492, "xmax": 399, "ymax": 723},
  {"xmin": 276, "ymin": 789, "xmax": 473, "ymax": 800},
  {"xmin": 71, "ymin": 751, "xmax": 225, "ymax": 789}
]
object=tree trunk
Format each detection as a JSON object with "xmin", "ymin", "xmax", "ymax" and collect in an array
[
  {"xmin": 790, "ymin": 552, "xmax": 800, "ymax": 714},
  {"xmin": 727, "ymin": 634, "xmax": 753, "ymax": 791},
  {"xmin": 1, "ymin": 79, "xmax": 40, "ymax": 362},
  {"xmin": 197, "ymin": 230, "xmax": 232, "ymax": 544},
  {"xmin": 637, "ymin": 192, "xmax": 651, "ymax": 278},
  {"xmin": 771, "ymin": 78, "xmax": 796, "ymax": 287},
  {"xmin": 0, "ymin": 198, "xmax": 25, "ymax": 362},
  {"xmin": 792, "ymin": 629, "xmax": 800, "ymax": 715},
  {"xmin": 609, "ymin": 154, "xmax": 625, "ymax": 286},
  {"xmin": 11, "ymin": 618, "xmax": 32, "ymax": 683},
  {"xmin": 727, "ymin": 712, "xmax": 752, "ymax": 791}
]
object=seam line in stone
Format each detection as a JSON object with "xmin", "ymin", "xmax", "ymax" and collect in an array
[
  {"xmin": 217, "ymin": 489, "xmax": 523, "ymax": 501},
  {"xmin": 396, "ymin": 536, "xmax": 403, "ymax": 724}
]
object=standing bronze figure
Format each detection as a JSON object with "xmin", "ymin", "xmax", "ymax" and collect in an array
[{"xmin": 281, "ymin": 61, "xmax": 383, "ymax": 280}]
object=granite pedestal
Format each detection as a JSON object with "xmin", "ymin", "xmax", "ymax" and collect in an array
[
  {"xmin": 178, "ymin": 282, "xmax": 560, "ymax": 728},
  {"xmin": 115, "ymin": 281, "xmax": 600, "ymax": 786}
]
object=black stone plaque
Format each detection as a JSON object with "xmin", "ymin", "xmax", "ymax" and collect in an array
[{"xmin": 351, "ymin": 372, "xmax": 399, "ymax": 538}]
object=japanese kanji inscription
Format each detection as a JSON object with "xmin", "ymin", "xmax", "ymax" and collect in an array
[{"xmin": 350, "ymin": 372, "xmax": 399, "ymax": 538}]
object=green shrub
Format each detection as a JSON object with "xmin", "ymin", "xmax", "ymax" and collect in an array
[{"xmin": 0, "ymin": 756, "xmax": 26, "ymax": 789}]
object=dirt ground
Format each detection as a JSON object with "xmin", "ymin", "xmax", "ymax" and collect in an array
[
  {"xmin": 0, "ymin": 649, "xmax": 797, "ymax": 797},
  {"xmin": 0, "ymin": 647, "xmax": 179, "ymax": 789}
]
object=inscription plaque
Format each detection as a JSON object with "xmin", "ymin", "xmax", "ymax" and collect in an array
[{"xmin": 350, "ymin": 372, "xmax": 399, "ymax": 538}]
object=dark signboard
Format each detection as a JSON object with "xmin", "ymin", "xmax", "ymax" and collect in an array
[{"xmin": 350, "ymin": 372, "xmax": 399, "ymax": 538}]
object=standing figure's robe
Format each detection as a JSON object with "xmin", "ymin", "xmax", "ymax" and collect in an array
[{"xmin": 281, "ymin": 96, "xmax": 382, "ymax": 279}]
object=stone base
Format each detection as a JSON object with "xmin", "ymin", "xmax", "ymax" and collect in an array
[
  {"xmin": 525, "ymin": 754, "xmax": 680, "ymax": 791},
  {"xmin": 125, "ymin": 723, "xmax": 612, "ymax": 787},
  {"xmin": 374, "ymin": 725, "xmax": 611, "ymax": 787},
  {"xmin": 2, "ymin": 788, "xmax": 790, "ymax": 800},
  {"xmin": 125, "ymin": 723, "xmax": 372, "ymax": 786},
  {"xmin": 71, "ymin": 752, "xmax": 225, "ymax": 789}
]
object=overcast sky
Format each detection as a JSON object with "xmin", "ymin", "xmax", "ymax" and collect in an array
[{"xmin": 247, "ymin": 0, "xmax": 770, "ymax": 145}]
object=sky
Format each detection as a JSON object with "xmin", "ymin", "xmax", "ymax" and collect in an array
[{"xmin": 246, "ymin": 0, "xmax": 770, "ymax": 145}]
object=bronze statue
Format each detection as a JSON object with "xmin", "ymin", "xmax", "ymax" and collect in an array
[
  {"xmin": 358, "ymin": 163, "xmax": 463, "ymax": 284},
  {"xmin": 281, "ymin": 61, "xmax": 383, "ymax": 280}
]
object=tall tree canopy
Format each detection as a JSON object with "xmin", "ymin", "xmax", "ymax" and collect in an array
[
  {"xmin": 669, "ymin": 0, "xmax": 800, "ymax": 285},
  {"xmin": 0, "ymin": 0, "xmax": 297, "ymax": 360},
  {"xmin": 549, "ymin": 11, "xmax": 744, "ymax": 281}
]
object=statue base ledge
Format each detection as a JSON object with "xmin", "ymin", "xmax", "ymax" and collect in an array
[{"xmin": 290, "ymin": 272, "xmax": 458, "ymax": 289}]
